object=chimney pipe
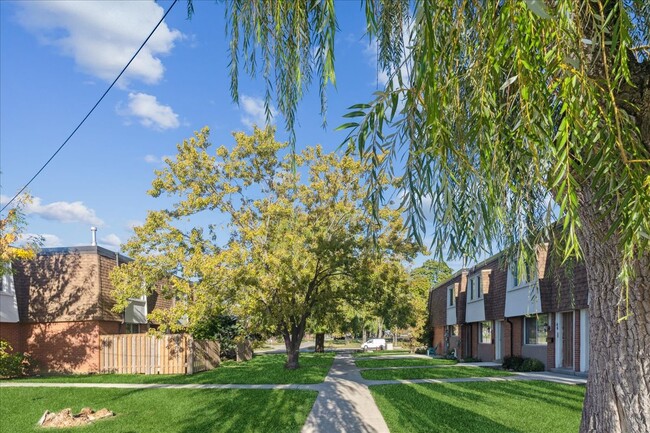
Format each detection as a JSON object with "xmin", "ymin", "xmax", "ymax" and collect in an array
[{"xmin": 91, "ymin": 227, "xmax": 97, "ymax": 246}]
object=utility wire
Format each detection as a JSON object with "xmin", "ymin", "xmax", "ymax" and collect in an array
[{"xmin": 1, "ymin": 0, "xmax": 178, "ymax": 214}]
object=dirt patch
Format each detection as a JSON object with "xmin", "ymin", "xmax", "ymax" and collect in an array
[{"xmin": 38, "ymin": 407, "xmax": 114, "ymax": 428}]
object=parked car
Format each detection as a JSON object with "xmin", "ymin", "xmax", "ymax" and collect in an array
[{"xmin": 362, "ymin": 338, "xmax": 386, "ymax": 351}]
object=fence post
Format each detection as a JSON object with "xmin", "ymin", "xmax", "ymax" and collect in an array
[{"xmin": 187, "ymin": 335, "xmax": 194, "ymax": 375}]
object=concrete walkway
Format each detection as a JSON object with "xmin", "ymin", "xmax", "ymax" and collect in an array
[{"xmin": 301, "ymin": 353, "xmax": 390, "ymax": 433}]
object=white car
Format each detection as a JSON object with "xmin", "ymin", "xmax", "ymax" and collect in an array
[{"xmin": 362, "ymin": 338, "xmax": 386, "ymax": 351}]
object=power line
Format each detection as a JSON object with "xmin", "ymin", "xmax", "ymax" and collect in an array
[{"xmin": 1, "ymin": 0, "xmax": 179, "ymax": 214}]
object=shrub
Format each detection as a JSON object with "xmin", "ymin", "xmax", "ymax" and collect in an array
[
  {"xmin": 502, "ymin": 355, "xmax": 545, "ymax": 372},
  {"xmin": 520, "ymin": 358, "xmax": 545, "ymax": 371},
  {"xmin": 0, "ymin": 339, "xmax": 33, "ymax": 378},
  {"xmin": 502, "ymin": 355, "xmax": 525, "ymax": 370}
]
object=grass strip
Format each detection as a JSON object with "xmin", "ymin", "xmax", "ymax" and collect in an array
[
  {"xmin": 0, "ymin": 387, "xmax": 316, "ymax": 433},
  {"xmin": 371, "ymin": 380, "xmax": 584, "ymax": 433},
  {"xmin": 355, "ymin": 357, "xmax": 457, "ymax": 369},
  {"xmin": 353, "ymin": 350, "xmax": 411, "ymax": 358},
  {"xmin": 361, "ymin": 366, "xmax": 512, "ymax": 381},
  {"xmin": 15, "ymin": 353, "xmax": 334, "ymax": 385}
]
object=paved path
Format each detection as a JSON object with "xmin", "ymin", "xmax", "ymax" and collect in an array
[{"xmin": 301, "ymin": 353, "xmax": 390, "ymax": 433}]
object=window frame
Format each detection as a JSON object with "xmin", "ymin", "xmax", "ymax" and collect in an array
[
  {"xmin": 524, "ymin": 314, "xmax": 549, "ymax": 345},
  {"xmin": 479, "ymin": 321, "xmax": 492, "ymax": 344},
  {"xmin": 448, "ymin": 285, "xmax": 455, "ymax": 307}
]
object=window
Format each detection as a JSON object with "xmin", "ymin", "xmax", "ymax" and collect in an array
[
  {"xmin": 476, "ymin": 275, "xmax": 482, "ymax": 298},
  {"xmin": 448, "ymin": 286, "xmax": 455, "ymax": 307},
  {"xmin": 525, "ymin": 314, "xmax": 548, "ymax": 345},
  {"xmin": 469, "ymin": 278, "xmax": 474, "ymax": 300},
  {"xmin": 448, "ymin": 325, "xmax": 458, "ymax": 336},
  {"xmin": 512, "ymin": 263, "xmax": 534, "ymax": 287},
  {"xmin": 479, "ymin": 321, "xmax": 492, "ymax": 343}
]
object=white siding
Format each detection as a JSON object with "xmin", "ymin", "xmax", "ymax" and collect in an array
[
  {"xmin": 0, "ymin": 269, "xmax": 19, "ymax": 323},
  {"xmin": 504, "ymin": 266, "xmax": 542, "ymax": 317}
]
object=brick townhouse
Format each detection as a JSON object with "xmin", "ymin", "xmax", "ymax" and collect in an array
[
  {"xmin": 427, "ymin": 242, "xmax": 589, "ymax": 374},
  {"xmin": 0, "ymin": 245, "xmax": 173, "ymax": 373}
]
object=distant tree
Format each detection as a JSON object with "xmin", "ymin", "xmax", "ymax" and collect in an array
[
  {"xmin": 411, "ymin": 260, "xmax": 452, "ymax": 289},
  {"xmin": 111, "ymin": 127, "xmax": 417, "ymax": 369}
]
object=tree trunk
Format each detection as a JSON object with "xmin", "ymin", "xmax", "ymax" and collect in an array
[
  {"xmin": 282, "ymin": 321, "xmax": 306, "ymax": 370},
  {"xmin": 314, "ymin": 333, "xmax": 325, "ymax": 353},
  {"xmin": 577, "ymin": 188, "xmax": 650, "ymax": 433},
  {"xmin": 362, "ymin": 328, "xmax": 367, "ymax": 343}
]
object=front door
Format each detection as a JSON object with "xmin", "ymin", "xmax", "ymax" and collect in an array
[
  {"xmin": 562, "ymin": 312, "xmax": 574, "ymax": 368},
  {"xmin": 495, "ymin": 321, "xmax": 504, "ymax": 360}
]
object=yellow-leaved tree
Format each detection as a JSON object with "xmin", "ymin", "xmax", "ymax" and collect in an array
[{"xmin": 111, "ymin": 127, "xmax": 418, "ymax": 369}]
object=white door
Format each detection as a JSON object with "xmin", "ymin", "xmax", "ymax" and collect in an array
[{"xmin": 495, "ymin": 321, "xmax": 503, "ymax": 360}]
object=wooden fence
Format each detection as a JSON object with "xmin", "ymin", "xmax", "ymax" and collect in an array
[{"xmin": 99, "ymin": 334, "xmax": 220, "ymax": 375}]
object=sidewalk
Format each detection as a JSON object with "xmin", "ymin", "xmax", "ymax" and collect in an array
[{"xmin": 301, "ymin": 353, "xmax": 390, "ymax": 433}]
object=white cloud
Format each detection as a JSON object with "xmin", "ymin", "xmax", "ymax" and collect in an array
[
  {"xmin": 144, "ymin": 154, "xmax": 173, "ymax": 164},
  {"xmin": 100, "ymin": 233, "xmax": 122, "ymax": 250},
  {"xmin": 15, "ymin": 1, "xmax": 182, "ymax": 86},
  {"xmin": 20, "ymin": 233, "xmax": 63, "ymax": 248},
  {"xmin": 121, "ymin": 92, "xmax": 179, "ymax": 130},
  {"xmin": 363, "ymin": 42, "xmax": 390, "ymax": 86},
  {"xmin": 239, "ymin": 95, "xmax": 277, "ymax": 129},
  {"xmin": 23, "ymin": 196, "xmax": 104, "ymax": 226}
]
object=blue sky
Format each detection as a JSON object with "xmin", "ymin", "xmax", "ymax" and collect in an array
[{"xmin": 0, "ymin": 1, "xmax": 465, "ymax": 271}]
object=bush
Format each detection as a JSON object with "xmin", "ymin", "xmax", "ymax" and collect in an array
[
  {"xmin": 414, "ymin": 347, "xmax": 428, "ymax": 355},
  {"xmin": 0, "ymin": 339, "xmax": 33, "ymax": 378},
  {"xmin": 502, "ymin": 355, "xmax": 545, "ymax": 372},
  {"xmin": 520, "ymin": 358, "xmax": 545, "ymax": 371},
  {"xmin": 502, "ymin": 355, "xmax": 525, "ymax": 370}
]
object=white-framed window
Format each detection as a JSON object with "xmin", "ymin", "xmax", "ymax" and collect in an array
[
  {"xmin": 525, "ymin": 314, "xmax": 548, "ymax": 345},
  {"xmin": 479, "ymin": 321, "xmax": 492, "ymax": 343},
  {"xmin": 469, "ymin": 278, "xmax": 474, "ymax": 300},
  {"xmin": 448, "ymin": 285, "xmax": 455, "ymax": 307},
  {"xmin": 468, "ymin": 274, "xmax": 482, "ymax": 300}
]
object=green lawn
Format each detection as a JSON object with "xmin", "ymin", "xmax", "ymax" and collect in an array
[
  {"xmin": 355, "ymin": 357, "xmax": 457, "ymax": 369},
  {"xmin": 353, "ymin": 350, "xmax": 411, "ymax": 358},
  {"xmin": 361, "ymin": 366, "xmax": 512, "ymax": 381},
  {"xmin": 16, "ymin": 353, "xmax": 334, "ymax": 385},
  {"xmin": 371, "ymin": 381, "xmax": 585, "ymax": 433},
  {"xmin": 0, "ymin": 387, "xmax": 316, "ymax": 433}
]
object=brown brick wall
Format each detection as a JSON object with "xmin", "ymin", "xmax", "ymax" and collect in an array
[
  {"xmin": 430, "ymin": 278, "xmax": 455, "ymax": 328},
  {"xmin": 540, "ymin": 242, "xmax": 589, "ymax": 312},
  {"xmin": 503, "ymin": 317, "xmax": 523, "ymax": 357},
  {"xmin": 547, "ymin": 313, "xmax": 556, "ymax": 369},
  {"xmin": 0, "ymin": 322, "xmax": 26, "ymax": 353},
  {"xmin": 14, "ymin": 320, "xmax": 121, "ymax": 373},
  {"xmin": 13, "ymin": 253, "xmax": 101, "ymax": 323},
  {"xmin": 97, "ymin": 254, "xmax": 122, "ymax": 321},
  {"xmin": 431, "ymin": 325, "xmax": 446, "ymax": 354},
  {"xmin": 484, "ymin": 258, "xmax": 508, "ymax": 320},
  {"xmin": 456, "ymin": 272, "xmax": 468, "ymax": 324}
]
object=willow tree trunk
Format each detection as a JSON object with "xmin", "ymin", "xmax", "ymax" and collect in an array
[{"xmin": 577, "ymin": 189, "xmax": 650, "ymax": 432}]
